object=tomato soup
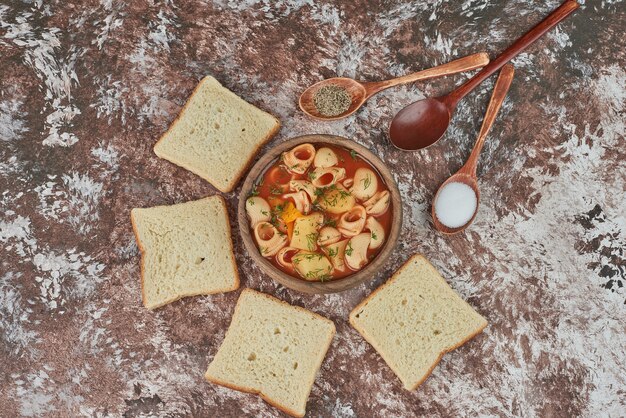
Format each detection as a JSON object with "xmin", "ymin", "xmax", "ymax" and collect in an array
[{"xmin": 245, "ymin": 143, "xmax": 392, "ymax": 281}]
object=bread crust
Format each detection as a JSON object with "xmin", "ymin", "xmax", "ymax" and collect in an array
[
  {"xmin": 222, "ymin": 118, "xmax": 280, "ymax": 193},
  {"xmin": 349, "ymin": 253, "xmax": 488, "ymax": 391},
  {"xmin": 130, "ymin": 195, "xmax": 240, "ymax": 310},
  {"xmin": 205, "ymin": 288, "xmax": 336, "ymax": 417},
  {"xmin": 153, "ymin": 76, "xmax": 281, "ymax": 193}
]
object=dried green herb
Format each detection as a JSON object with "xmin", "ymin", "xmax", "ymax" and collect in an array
[{"xmin": 313, "ymin": 85, "xmax": 351, "ymax": 117}]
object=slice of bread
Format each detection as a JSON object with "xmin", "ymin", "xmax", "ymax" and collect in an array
[
  {"xmin": 205, "ymin": 289, "xmax": 335, "ymax": 417},
  {"xmin": 154, "ymin": 76, "xmax": 280, "ymax": 193},
  {"xmin": 349, "ymin": 254, "xmax": 487, "ymax": 391},
  {"xmin": 131, "ymin": 196, "xmax": 239, "ymax": 309}
]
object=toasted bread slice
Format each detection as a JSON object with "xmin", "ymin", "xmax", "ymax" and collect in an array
[
  {"xmin": 349, "ymin": 254, "xmax": 487, "ymax": 390},
  {"xmin": 131, "ymin": 196, "xmax": 239, "ymax": 309},
  {"xmin": 154, "ymin": 76, "xmax": 280, "ymax": 193},
  {"xmin": 205, "ymin": 289, "xmax": 335, "ymax": 417}
]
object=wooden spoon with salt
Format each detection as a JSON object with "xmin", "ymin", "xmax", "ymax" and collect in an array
[
  {"xmin": 299, "ymin": 53, "xmax": 489, "ymax": 121},
  {"xmin": 432, "ymin": 64, "xmax": 515, "ymax": 235}
]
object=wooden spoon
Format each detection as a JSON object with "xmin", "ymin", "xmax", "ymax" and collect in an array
[
  {"xmin": 390, "ymin": 0, "xmax": 579, "ymax": 151},
  {"xmin": 298, "ymin": 53, "xmax": 489, "ymax": 120},
  {"xmin": 432, "ymin": 64, "xmax": 515, "ymax": 235}
]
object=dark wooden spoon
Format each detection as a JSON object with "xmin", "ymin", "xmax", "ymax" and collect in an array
[
  {"xmin": 390, "ymin": 0, "xmax": 579, "ymax": 151},
  {"xmin": 432, "ymin": 64, "xmax": 515, "ymax": 235},
  {"xmin": 299, "ymin": 53, "xmax": 489, "ymax": 120}
]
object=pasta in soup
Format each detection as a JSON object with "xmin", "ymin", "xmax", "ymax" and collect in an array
[{"xmin": 245, "ymin": 143, "xmax": 392, "ymax": 281}]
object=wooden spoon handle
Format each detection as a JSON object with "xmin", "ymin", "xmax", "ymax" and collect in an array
[
  {"xmin": 362, "ymin": 52, "xmax": 490, "ymax": 97},
  {"xmin": 461, "ymin": 64, "xmax": 515, "ymax": 177},
  {"xmin": 445, "ymin": 0, "xmax": 579, "ymax": 107}
]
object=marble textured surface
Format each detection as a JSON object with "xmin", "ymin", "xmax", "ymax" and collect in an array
[{"xmin": 1, "ymin": 1, "xmax": 625, "ymax": 417}]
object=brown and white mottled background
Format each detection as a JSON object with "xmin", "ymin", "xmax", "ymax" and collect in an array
[{"xmin": 1, "ymin": 0, "xmax": 624, "ymax": 416}]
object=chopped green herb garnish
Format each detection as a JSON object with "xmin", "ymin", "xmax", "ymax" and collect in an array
[
  {"xmin": 350, "ymin": 149, "xmax": 358, "ymax": 160},
  {"xmin": 304, "ymin": 267, "xmax": 331, "ymax": 281},
  {"xmin": 314, "ymin": 187, "xmax": 325, "ymax": 198},
  {"xmin": 361, "ymin": 174, "xmax": 372, "ymax": 190},
  {"xmin": 326, "ymin": 247, "xmax": 338, "ymax": 258},
  {"xmin": 345, "ymin": 241, "xmax": 353, "ymax": 256},
  {"xmin": 300, "ymin": 253, "xmax": 323, "ymax": 261},
  {"xmin": 338, "ymin": 189, "xmax": 351, "ymax": 199},
  {"xmin": 371, "ymin": 231, "xmax": 377, "ymax": 240},
  {"xmin": 322, "ymin": 218, "xmax": 337, "ymax": 228},
  {"xmin": 306, "ymin": 232, "xmax": 318, "ymax": 251},
  {"xmin": 316, "ymin": 184, "xmax": 351, "ymax": 208},
  {"xmin": 270, "ymin": 184, "xmax": 283, "ymax": 195},
  {"xmin": 317, "ymin": 273, "xmax": 331, "ymax": 282},
  {"xmin": 269, "ymin": 204, "xmax": 285, "ymax": 228}
]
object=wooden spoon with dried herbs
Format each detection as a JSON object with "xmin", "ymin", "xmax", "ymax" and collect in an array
[{"xmin": 298, "ymin": 52, "xmax": 489, "ymax": 121}]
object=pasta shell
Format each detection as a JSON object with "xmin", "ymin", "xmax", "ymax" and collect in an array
[
  {"xmin": 282, "ymin": 143, "xmax": 316, "ymax": 174},
  {"xmin": 317, "ymin": 226, "xmax": 341, "ymax": 246},
  {"xmin": 316, "ymin": 184, "xmax": 355, "ymax": 214},
  {"xmin": 283, "ymin": 190, "xmax": 311, "ymax": 215},
  {"xmin": 289, "ymin": 180, "xmax": 317, "ymax": 201},
  {"xmin": 313, "ymin": 147, "xmax": 339, "ymax": 168},
  {"xmin": 323, "ymin": 239, "xmax": 348, "ymax": 272},
  {"xmin": 351, "ymin": 168, "xmax": 378, "ymax": 201},
  {"xmin": 364, "ymin": 191, "xmax": 390, "ymax": 216},
  {"xmin": 337, "ymin": 205, "xmax": 366, "ymax": 237},
  {"xmin": 276, "ymin": 246, "xmax": 299, "ymax": 269},
  {"xmin": 343, "ymin": 178, "xmax": 354, "ymax": 188},
  {"xmin": 246, "ymin": 197, "xmax": 271, "ymax": 227},
  {"xmin": 292, "ymin": 251, "xmax": 333, "ymax": 281},
  {"xmin": 291, "ymin": 212, "xmax": 324, "ymax": 251},
  {"xmin": 266, "ymin": 165, "xmax": 293, "ymax": 187},
  {"xmin": 254, "ymin": 222, "xmax": 288, "ymax": 257},
  {"xmin": 365, "ymin": 217, "xmax": 385, "ymax": 249},
  {"xmin": 310, "ymin": 167, "xmax": 346, "ymax": 188},
  {"xmin": 344, "ymin": 233, "xmax": 371, "ymax": 271}
]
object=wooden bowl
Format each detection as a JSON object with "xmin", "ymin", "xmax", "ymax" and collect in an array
[{"xmin": 238, "ymin": 134, "xmax": 402, "ymax": 294}]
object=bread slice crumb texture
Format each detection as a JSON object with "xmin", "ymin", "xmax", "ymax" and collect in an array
[
  {"xmin": 205, "ymin": 289, "xmax": 335, "ymax": 417},
  {"xmin": 349, "ymin": 254, "xmax": 487, "ymax": 391},
  {"xmin": 154, "ymin": 76, "xmax": 280, "ymax": 193},
  {"xmin": 131, "ymin": 196, "xmax": 239, "ymax": 310}
]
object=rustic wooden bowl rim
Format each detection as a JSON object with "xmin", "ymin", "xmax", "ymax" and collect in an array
[{"xmin": 237, "ymin": 134, "xmax": 402, "ymax": 294}]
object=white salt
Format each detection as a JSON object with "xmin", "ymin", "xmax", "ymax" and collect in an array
[{"xmin": 434, "ymin": 182, "xmax": 477, "ymax": 228}]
